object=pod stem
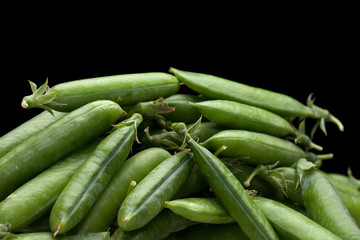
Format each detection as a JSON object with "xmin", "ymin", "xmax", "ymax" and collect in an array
[
  {"xmin": 329, "ymin": 114, "xmax": 344, "ymax": 132},
  {"xmin": 243, "ymin": 165, "xmax": 266, "ymax": 187},
  {"xmin": 316, "ymin": 153, "xmax": 334, "ymax": 160}
]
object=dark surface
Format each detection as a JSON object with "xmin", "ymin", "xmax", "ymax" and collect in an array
[{"xmin": 1, "ymin": 20, "xmax": 358, "ymax": 178}]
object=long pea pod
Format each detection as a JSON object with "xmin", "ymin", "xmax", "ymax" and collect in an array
[
  {"xmin": 0, "ymin": 110, "xmax": 67, "ymax": 158},
  {"xmin": 170, "ymin": 68, "xmax": 344, "ymax": 134},
  {"xmin": 0, "ymin": 100, "xmax": 125, "ymax": 201},
  {"xmin": 50, "ymin": 113, "xmax": 143, "ymax": 235},
  {"xmin": 3, "ymin": 232, "xmax": 109, "ymax": 240},
  {"xmin": 72, "ymin": 147, "xmax": 172, "ymax": 233},
  {"xmin": 117, "ymin": 151, "xmax": 194, "ymax": 231},
  {"xmin": 0, "ymin": 139, "xmax": 101, "ymax": 232},
  {"xmin": 202, "ymin": 130, "xmax": 331, "ymax": 167},
  {"xmin": 112, "ymin": 209, "xmax": 195, "ymax": 240},
  {"xmin": 187, "ymin": 134, "xmax": 279, "ymax": 240},
  {"xmin": 254, "ymin": 197, "xmax": 342, "ymax": 240},
  {"xmin": 21, "ymin": 72, "xmax": 180, "ymax": 113},
  {"xmin": 297, "ymin": 159, "xmax": 360, "ymax": 240},
  {"xmin": 165, "ymin": 198, "xmax": 235, "ymax": 224},
  {"xmin": 190, "ymin": 100, "xmax": 321, "ymax": 150}
]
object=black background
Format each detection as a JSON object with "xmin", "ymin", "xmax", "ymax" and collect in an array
[{"xmin": 1, "ymin": 13, "xmax": 358, "ymax": 178}]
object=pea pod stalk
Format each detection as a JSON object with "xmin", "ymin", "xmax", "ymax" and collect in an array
[{"xmin": 170, "ymin": 68, "xmax": 344, "ymax": 135}]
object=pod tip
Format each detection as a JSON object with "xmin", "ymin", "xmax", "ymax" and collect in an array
[{"xmin": 54, "ymin": 225, "xmax": 61, "ymax": 237}]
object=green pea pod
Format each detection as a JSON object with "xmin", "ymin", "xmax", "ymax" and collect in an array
[
  {"xmin": 4, "ymin": 232, "xmax": 109, "ymax": 240},
  {"xmin": 254, "ymin": 197, "xmax": 342, "ymax": 240},
  {"xmin": 336, "ymin": 191, "xmax": 360, "ymax": 227},
  {"xmin": 162, "ymin": 94, "xmax": 205, "ymax": 124},
  {"xmin": 166, "ymin": 223, "xmax": 250, "ymax": 240},
  {"xmin": 298, "ymin": 159, "xmax": 360, "ymax": 240},
  {"xmin": 50, "ymin": 113, "xmax": 142, "ymax": 235},
  {"xmin": 0, "ymin": 100, "xmax": 125, "ymax": 201},
  {"xmin": 165, "ymin": 198, "xmax": 235, "ymax": 224},
  {"xmin": 202, "ymin": 130, "xmax": 331, "ymax": 167},
  {"xmin": 187, "ymin": 134, "xmax": 279, "ymax": 240},
  {"xmin": 190, "ymin": 100, "xmax": 321, "ymax": 150},
  {"xmin": 173, "ymin": 163, "xmax": 208, "ymax": 199},
  {"xmin": 328, "ymin": 172, "xmax": 360, "ymax": 196},
  {"xmin": 0, "ymin": 139, "xmax": 101, "ymax": 232},
  {"xmin": 170, "ymin": 68, "xmax": 344, "ymax": 133},
  {"xmin": 117, "ymin": 151, "xmax": 194, "ymax": 231},
  {"xmin": 72, "ymin": 147, "xmax": 172, "ymax": 233},
  {"xmin": 112, "ymin": 209, "xmax": 195, "ymax": 240},
  {"xmin": 22, "ymin": 72, "xmax": 180, "ymax": 113},
  {"xmin": 0, "ymin": 110, "xmax": 67, "ymax": 158}
]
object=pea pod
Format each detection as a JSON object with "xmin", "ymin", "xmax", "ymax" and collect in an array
[
  {"xmin": 4, "ymin": 232, "xmax": 109, "ymax": 240},
  {"xmin": 165, "ymin": 198, "xmax": 234, "ymax": 224},
  {"xmin": 162, "ymin": 94, "xmax": 206, "ymax": 124},
  {"xmin": 112, "ymin": 209, "xmax": 195, "ymax": 240},
  {"xmin": 117, "ymin": 151, "xmax": 194, "ymax": 231},
  {"xmin": 187, "ymin": 134, "xmax": 279, "ymax": 240},
  {"xmin": 202, "ymin": 130, "xmax": 331, "ymax": 167},
  {"xmin": 166, "ymin": 223, "xmax": 250, "ymax": 240},
  {"xmin": 254, "ymin": 197, "xmax": 342, "ymax": 240},
  {"xmin": 298, "ymin": 159, "xmax": 360, "ymax": 239},
  {"xmin": 190, "ymin": 100, "xmax": 321, "ymax": 150},
  {"xmin": 72, "ymin": 147, "xmax": 172, "ymax": 234},
  {"xmin": 170, "ymin": 68, "xmax": 344, "ymax": 134},
  {"xmin": 50, "ymin": 113, "xmax": 142, "ymax": 235},
  {"xmin": 0, "ymin": 110, "xmax": 67, "ymax": 158},
  {"xmin": 22, "ymin": 72, "xmax": 180, "ymax": 113},
  {"xmin": 0, "ymin": 100, "xmax": 125, "ymax": 201},
  {"xmin": 0, "ymin": 139, "xmax": 101, "ymax": 232}
]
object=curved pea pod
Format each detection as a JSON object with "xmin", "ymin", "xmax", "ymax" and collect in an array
[
  {"xmin": 298, "ymin": 159, "xmax": 360, "ymax": 240},
  {"xmin": 0, "ymin": 139, "xmax": 100, "ymax": 232},
  {"xmin": 50, "ymin": 113, "xmax": 142, "ymax": 235},
  {"xmin": 0, "ymin": 100, "xmax": 125, "ymax": 201},
  {"xmin": 0, "ymin": 110, "xmax": 67, "ymax": 158},
  {"xmin": 72, "ymin": 147, "xmax": 172, "ymax": 233},
  {"xmin": 4, "ymin": 232, "xmax": 109, "ymax": 240},
  {"xmin": 202, "ymin": 130, "xmax": 331, "ymax": 167},
  {"xmin": 117, "ymin": 151, "xmax": 194, "ymax": 231},
  {"xmin": 187, "ymin": 134, "xmax": 279, "ymax": 240},
  {"xmin": 166, "ymin": 223, "xmax": 250, "ymax": 240},
  {"xmin": 165, "ymin": 198, "xmax": 235, "ymax": 224},
  {"xmin": 162, "ymin": 94, "xmax": 205, "ymax": 124},
  {"xmin": 190, "ymin": 100, "xmax": 322, "ymax": 150},
  {"xmin": 328, "ymin": 170, "xmax": 360, "ymax": 194},
  {"xmin": 112, "ymin": 209, "xmax": 195, "ymax": 240},
  {"xmin": 21, "ymin": 72, "xmax": 180, "ymax": 113},
  {"xmin": 170, "ymin": 68, "xmax": 344, "ymax": 134},
  {"xmin": 254, "ymin": 197, "xmax": 342, "ymax": 240}
]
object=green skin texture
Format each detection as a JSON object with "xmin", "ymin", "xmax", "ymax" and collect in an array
[
  {"xmin": 187, "ymin": 135, "xmax": 279, "ymax": 240},
  {"xmin": 202, "ymin": 130, "xmax": 311, "ymax": 167},
  {"xmin": 0, "ymin": 110, "xmax": 67, "ymax": 158},
  {"xmin": 4, "ymin": 232, "xmax": 109, "ymax": 240},
  {"xmin": 112, "ymin": 209, "xmax": 195, "ymax": 240},
  {"xmin": 170, "ymin": 68, "xmax": 314, "ymax": 118},
  {"xmin": 254, "ymin": 197, "xmax": 342, "ymax": 240},
  {"xmin": 268, "ymin": 167, "xmax": 360, "ymax": 226},
  {"xmin": 0, "ymin": 140, "xmax": 100, "ymax": 232},
  {"xmin": 189, "ymin": 100, "xmax": 297, "ymax": 138},
  {"xmin": 163, "ymin": 94, "xmax": 205, "ymax": 124},
  {"xmin": 72, "ymin": 147, "xmax": 172, "ymax": 233},
  {"xmin": 302, "ymin": 169, "xmax": 360, "ymax": 240},
  {"xmin": 117, "ymin": 151, "xmax": 194, "ymax": 231},
  {"xmin": 50, "ymin": 114, "xmax": 142, "ymax": 235},
  {"xmin": 165, "ymin": 198, "xmax": 235, "ymax": 224},
  {"xmin": 166, "ymin": 223, "xmax": 250, "ymax": 240},
  {"xmin": 23, "ymin": 72, "xmax": 180, "ymax": 112},
  {"xmin": 0, "ymin": 100, "xmax": 125, "ymax": 201}
]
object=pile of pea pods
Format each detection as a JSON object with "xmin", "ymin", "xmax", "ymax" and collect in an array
[{"xmin": 0, "ymin": 68, "xmax": 359, "ymax": 240}]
